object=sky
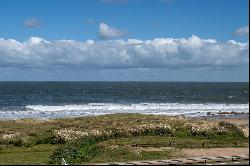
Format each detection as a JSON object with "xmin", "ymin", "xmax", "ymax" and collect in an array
[{"xmin": 0, "ymin": 0, "xmax": 249, "ymax": 81}]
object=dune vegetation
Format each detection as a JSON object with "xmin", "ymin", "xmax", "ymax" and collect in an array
[{"xmin": 0, "ymin": 113, "xmax": 248, "ymax": 164}]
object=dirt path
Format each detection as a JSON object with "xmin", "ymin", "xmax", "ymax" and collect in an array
[{"xmin": 181, "ymin": 147, "xmax": 249, "ymax": 157}]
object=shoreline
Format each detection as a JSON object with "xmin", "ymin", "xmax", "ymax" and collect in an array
[
  {"xmin": 0, "ymin": 107, "xmax": 249, "ymax": 120},
  {"xmin": 0, "ymin": 111, "xmax": 249, "ymax": 119},
  {"xmin": 0, "ymin": 112, "xmax": 249, "ymax": 122},
  {"xmin": 197, "ymin": 113, "xmax": 249, "ymax": 120},
  {"xmin": 0, "ymin": 102, "xmax": 248, "ymax": 120}
]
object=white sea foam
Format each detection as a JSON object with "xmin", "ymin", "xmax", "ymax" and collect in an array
[{"xmin": 0, "ymin": 103, "xmax": 248, "ymax": 119}]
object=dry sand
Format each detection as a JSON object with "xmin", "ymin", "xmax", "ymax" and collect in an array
[{"xmin": 182, "ymin": 147, "xmax": 249, "ymax": 157}]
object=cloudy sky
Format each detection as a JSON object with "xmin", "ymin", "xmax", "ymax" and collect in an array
[{"xmin": 0, "ymin": 0, "xmax": 249, "ymax": 81}]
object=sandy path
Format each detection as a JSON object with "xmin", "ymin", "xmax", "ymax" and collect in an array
[{"xmin": 182, "ymin": 148, "xmax": 249, "ymax": 157}]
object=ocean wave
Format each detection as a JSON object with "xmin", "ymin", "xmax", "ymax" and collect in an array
[{"xmin": 0, "ymin": 103, "xmax": 248, "ymax": 119}]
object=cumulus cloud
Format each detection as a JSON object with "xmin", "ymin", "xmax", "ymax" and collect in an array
[
  {"xmin": 99, "ymin": 23, "xmax": 127, "ymax": 39},
  {"xmin": 23, "ymin": 18, "xmax": 40, "ymax": 28},
  {"xmin": 0, "ymin": 35, "xmax": 248, "ymax": 69},
  {"xmin": 234, "ymin": 26, "xmax": 249, "ymax": 37}
]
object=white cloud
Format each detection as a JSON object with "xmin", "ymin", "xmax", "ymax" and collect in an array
[
  {"xmin": 99, "ymin": 23, "xmax": 127, "ymax": 39},
  {"xmin": 0, "ymin": 35, "xmax": 248, "ymax": 69},
  {"xmin": 234, "ymin": 26, "xmax": 249, "ymax": 36},
  {"xmin": 23, "ymin": 18, "xmax": 40, "ymax": 28}
]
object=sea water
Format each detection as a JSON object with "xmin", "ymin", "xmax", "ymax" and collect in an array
[{"xmin": 0, "ymin": 82, "xmax": 248, "ymax": 119}]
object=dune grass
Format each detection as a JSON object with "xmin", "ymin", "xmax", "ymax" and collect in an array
[{"xmin": 0, "ymin": 113, "xmax": 248, "ymax": 164}]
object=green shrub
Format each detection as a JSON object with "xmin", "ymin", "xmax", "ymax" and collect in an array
[
  {"xmin": 35, "ymin": 131, "xmax": 61, "ymax": 145},
  {"xmin": 218, "ymin": 121, "xmax": 245, "ymax": 138},
  {"xmin": 49, "ymin": 136, "xmax": 107, "ymax": 164}
]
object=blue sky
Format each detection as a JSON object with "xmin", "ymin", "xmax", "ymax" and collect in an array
[{"xmin": 0, "ymin": 0, "xmax": 249, "ymax": 81}]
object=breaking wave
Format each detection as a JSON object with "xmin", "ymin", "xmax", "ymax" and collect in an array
[{"xmin": 0, "ymin": 103, "xmax": 248, "ymax": 119}]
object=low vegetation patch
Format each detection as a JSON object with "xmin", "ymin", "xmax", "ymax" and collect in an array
[{"xmin": 0, "ymin": 113, "xmax": 248, "ymax": 164}]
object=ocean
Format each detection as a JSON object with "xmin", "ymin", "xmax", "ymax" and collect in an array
[{"xmin": 0, "ymin": 82, "xmax": 249, "ymax": 119}]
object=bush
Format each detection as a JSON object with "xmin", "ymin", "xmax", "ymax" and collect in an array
[
  {"xmin": 0, "ymin": 135, "xmax": 32, "ymax": 147},
  {"xmin": 218, "ymin": 121, "xmax": 245, "ymax": 139},
  {"xmin": 35, "ymin": 133, "xmax": 60, "ymax": 145},
  {"xmin": 49, "ymin": 136, "xmax": 108, "ymax": 164}
]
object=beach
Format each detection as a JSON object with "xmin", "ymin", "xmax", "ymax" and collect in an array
[
  {"xmin": 1, "ymin": 0, "xmax": 249, "ymax": 164},
  {"xmin": 0, "ymin": 82, "xmax": 248, "ymax": 164}
]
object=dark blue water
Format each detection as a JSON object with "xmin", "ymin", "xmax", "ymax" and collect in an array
[{"xmin": 0, "ymin": 82, "xmax": 248, "ymax": 119}]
